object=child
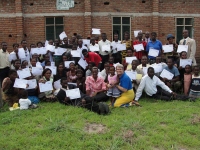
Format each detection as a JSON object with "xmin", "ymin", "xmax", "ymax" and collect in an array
[
  {"xmin": 184, "ymin": 65, "xmax": 192, "ymax": 95},
  {"xmin": 189, "ymin": 66, "xmax": 200, "ymax": 98},
  {"xmin": 67, "ymin": 62, "xmax": 77, "ymax": 83},
  {"xmin": 107, "ymin": 66, "xmax": 121, "ymax": 106},
  {"xmin": 76, "ymin": 69, "xmax": 86, "ymax": 94},
  {"xmin": 19, "ymin": 90, "xmax": 32, "ymax": 110},
  {"xmin": 122, "ymin": 48, "xmax": 133, "ymax": 70},
  {"xmin": 86, "ymin": 62, "xmax": 96, "ymax": 77},
  {"xmin": 108, "ymin": 56, "xmax": 114, "ymax": 66}
]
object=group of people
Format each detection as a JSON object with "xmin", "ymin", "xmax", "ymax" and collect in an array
[{"xmin": 0, "ymin": 29, "xmax": 199, "ymax": 115}]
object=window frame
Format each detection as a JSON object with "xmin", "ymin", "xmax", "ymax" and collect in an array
[
  {"xmin": 45, "ymin": 17, "xmax": 64, "ymax": 40},
  {"xmin": 112, "ymin": 16, "xmax": 131, "ymax": 41}
]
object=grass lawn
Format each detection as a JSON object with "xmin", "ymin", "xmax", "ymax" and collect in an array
[{"xmin": 0, "ymin": 98, "xmax": 200, "ymax": 150}]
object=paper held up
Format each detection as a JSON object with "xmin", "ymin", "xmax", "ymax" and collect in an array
[
  {"xmin": 54, "ymin": 47, "xmax": 66, "ymax": 56},
  {"xmin": 162, "ymin": 45, "xmax": 173, "ymax": 53},
  {"xmin": 133, "ymin": 44, "xmax": 144, "ymax": 52},
  {"xmin": 65, "ymin": 61, "xmax": 75, "ymax": 68},
  {"xmin": 78, "ymin": 58, "xmax": 88, "ymax": 70},
  {"xmin": 180, "ymin": 59, "xmax": 192, "ymax": 68},
  {"xmin": 39, "ymin": 81, "xmax": 53, "ymax": 92},
  {"xmin": 177, "ymin": 45, "xmax": 188, "ymax": 53},
  {"xmin": 31, "ymin": 47, "xmax": 47, "ymax": 55},
  {"xmin": 45, "ymin": 66, "xmax": 57, "ymax": 75},
  {"xmin": 92, "ymin": 28, "xmax": 101, "ymax": 34},
  {"xmin": 102, "ymin": 44, "xmax": 111, "ymax": 52},
  {"xmin": 134, "ymin": 30, "xmax": 142, "ymax": 37},
  {"xmin": 32, "ymin": 67, "xmax": 43, "ymax": 76},
  {"xmin": 46, "ymin": 45, "xmax": 55, "ymax": 52},
  {"xmin": 125, "ymin": 71, "xmax": 136, "ymax": 80},
  {"xmin": 27, "ymin": 79, "xmax": 37, "ymax": 89},
  {"xmin": 151, "ymin": 64, "xmax": 163, "ymax": 73},
  {"xmin": 160, "ymin": 69, "xmax": 174, "ymax": 80},
  {"xmin": 116, "ymin": 43, "xmax": 126, "ymax": 51},
  {"xmin": 54, "ymin": 79, "xmax": 62, "ymax": 90},
  {"xmin": 17, "ymin": 68, "xmax": 31, "ymax": 79},
  {"xmin": 83, "ymin": 39, "xmax": 90, "ymax": 48},
  {"xmin": 59, "ymin": 31, "xmax": 67, "ymax": 40},
  {"xmin": 14, "ymin": 78, "xmax": 28, "ymax": 89},
  {"xmin": 89, "ymin": 45, "xmax": 99, "ymax": 52},
  {"xmin": 71, "ymin": 50, "xmax": 81, "ymax": 57},
  {"xmin": 18, "ymin": 48, "xmax": 26, "ymax": 58},
  {"xmin": 66, "ymin": 88, "xmax": 81, "ymax": 99},
  {"xmin": 125, "ymin": 57, "xmax": 137, "ymax": 64},
  {"xmin": 148, "ymin": 49, "xmax": 159, "ymax": 57}
]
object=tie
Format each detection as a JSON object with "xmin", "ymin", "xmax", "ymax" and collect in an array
[{"xmin": 183, "ymin": 40, "xmax": 186, "ymax": 45}]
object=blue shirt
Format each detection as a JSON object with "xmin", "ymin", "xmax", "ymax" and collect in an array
[
  {"xmin": 163, "ymin": 66, "xmax": 180, "ymax": 77},
  {"xmin": 146, "ymin": 40, "xmax": 162, "ymax": 59},
  {"xmin": 119, "ymin": 72, "xmax": 132, "ymax": 90}
]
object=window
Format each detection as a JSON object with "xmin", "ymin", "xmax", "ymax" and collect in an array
[
  {"xmin": 112, "ymin": 17, "xmax": 131, "ymax": 41},
  {"xmin": 176, "ymin": 18, "xmax": 193, "ymax": 43},
  {"xmin": 45, "ymin": 17, "xmax": 64, "ymax": 40}
]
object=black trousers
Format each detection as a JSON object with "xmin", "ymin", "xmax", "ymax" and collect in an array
[
  {"xmin": 152, "ymin": 86, "xmax": 173, "ymax": 101},
  {"xmin": 100, "ymin": 55, "xmax": 109, "ymax": 71},
  {"xmin": 0, "ymin": 67, "xmax": 9, "ymax": 87},
  {"xmin": 93, "ymin": 92, "xmax": 109, "ymax": 103}
]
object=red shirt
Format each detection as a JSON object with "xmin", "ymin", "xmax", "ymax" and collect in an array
[
  {"xmin": 133, "ymin": 40, "xmax": 147, "ymax": 59},
  {"xmin": 84, "ymin": 52, "xmax": 102, "ymax": 67}
]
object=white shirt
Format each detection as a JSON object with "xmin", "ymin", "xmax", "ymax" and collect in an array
[
  {"xmin": 135, "ymin": 75, "xmax": 172, "ymax": 101},
  {"xmin": 89, "ymin": 43, "xmax": 99, "ymax": 52},
  {"xmin": 98, "ymin": 40, "xmax": 111, "ymax": 56},
  {"xmin": 19, "ymin": 98, "xmax": 31, "ymax": 110},
  {"xmin": 77, "ymin": 45, "xmax": 88, "ymax": 59},
  {"xmin": 21, "ymin": 48, "xmax": 31, "ymax": 64},
  {"xmin": 111, "ymin": 40, "xmax": 121, "ymax": 53},
  {"xmin": 0, "ymin": 49, "xmax": 10, "ymax": 69}
]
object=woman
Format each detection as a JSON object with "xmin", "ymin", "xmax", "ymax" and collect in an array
[
  {"xmin": 2, "ymin": 70, "xmax": 19, "ymax": 106},
  {"xmin": 112, "ymin": 64, "xmax": 135, "ymax": 107},
  {"xmin": 66, "ymin": 62, "xmax": 77, "ymax": 83},
  {"xmin": 54, "ymin": 63, "xmax": 66, "ymax": 81},
  {"xmin": 76, "ymin": 69, "xmax": 86, "ymax": 94},
  {"xmin": 38, "ymin": 68, "xmax": 57, "ymax": 102},
  {"xmin": 85, "ymin": 67, "xmax": 108, "ymax": 102}
]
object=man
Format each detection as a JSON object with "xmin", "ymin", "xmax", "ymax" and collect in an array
[
  {"xmin": 144, "ymin": 31, "xmax": 151, "ymax": 43},
  {"xmin": 82, "ymin": 49, "xmax": 102, "ymax": 69},
  {"xmin": 137, "ymin": 56, "xmax": 151, "ymax": 71},
  {"xmin": 56, "ymin": 77, "xmax": 110, "ymax": 115},
  {"xmin": 161, "ymin": 58, "xmax": 181, "ymax": 92},
  {"xmin": 111, "ymin": 33, "xmax": 122, "ymax": 63},
  {"xmin": 0, "ymin": 42, "xmax": 10, "ymax": 87},
  {"xmin": 146, "ymin": 32, "xmax": 162, "ymax": 64},
  {"xmin": 77, "ymin": 39, "xmax": 88, "ymax": 59},
  {"xmin": 59, "ymin": 37, "xmax": 72, "ymax": 49},
  {"xmin": 133, "ymin": 67, "xmax": 175, "ymax": 105},
  {"xmin": 179, "ymin": 29, "xmax": 196, "ymax": 65},
  {"xmin": 21, "ymin": 40, "xmax": 31, "ymax": 64},
  {"xmin": 98, "ymin": 33, "xmax": 111, "ymax": 70}
]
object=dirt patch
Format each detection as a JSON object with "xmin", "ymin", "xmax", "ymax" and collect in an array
[
  {"xmin": 160, "ymin": 122, "xmax": 167, "ymax": 127},
  {"xmin": 84, "ymin": 123, "xmax": 107, "ymax": 134},
  {"xmin": 123, "ymin": 130, "xmax": 134, "ymax": 143},
  {"xmin": 191, "ymin": 114, "xmax": 200, "ymax": 125}
]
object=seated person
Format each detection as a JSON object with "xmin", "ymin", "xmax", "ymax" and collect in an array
[
  {"xmin": 137, "ymin": 56, "xmax": 151, "ymax": 70},
  {"xmin": 41, "ymin": 54, "xmax": 50, "ymax": 67},
  {"xmin": 162, "ymin": 58, "xmax": 181, "ymax": 92},
  {"xmin": 56, "ymin": 77, "xmax": 110, "ymax": 115},
  {"xmin": 76, "ymin": 69, "xmax": 86, "ymax": 94},
  {"xmin": 2, "ymin": 70, "xmax": 19, "ymax": 106},
  {"xmin": 99, "ymin": 62, "xmax": 110, "ymax": 81},
  {"xmin": 26, "ymin": 76, "xmax": 39, "ymax": 104},
  {"xmin": 151, "ymin": 56, "xmax": 167, "ymax": 76},
  {"xmin": 85, "ymin": 62, "xmax": 96, "ymax": 77},
  {"xmin": 85, "ymin": 67, "xmax": 108, "ymax": 102},
  {"xmin": 133, "ymin": 67, "xmax": 175, "ymax": 105},
  {"xmin": 54, "ymin": 63, "xmax": 66, "ymax": 81},
  {"xmin": 108, "ymin": 56, "xmax": 114, "ymax": 66},
  {"xmin": 13, "ymin": 59, "xmax": 21, "ymax": 71},
  {"xmin": 66, "ymin": 62, "xmax": 77, "ymax": 83},
  {"xmin": 122, "ymin": 48, "xmax": 133, "ymax": 70}
]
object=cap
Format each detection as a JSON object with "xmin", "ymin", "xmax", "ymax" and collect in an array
[{"xmin": 166, "ymin": 34, "xmax": 175, "ymax": 40}]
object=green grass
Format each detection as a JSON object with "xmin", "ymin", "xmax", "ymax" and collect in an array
[{"xmin": 1, "ymin": 99, "xmax": 200, "ymax": 150}]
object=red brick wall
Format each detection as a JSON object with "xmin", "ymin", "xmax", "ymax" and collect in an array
[{"xmin": 0, "ymin": 0, "xmax": 15, "ymax": 13}]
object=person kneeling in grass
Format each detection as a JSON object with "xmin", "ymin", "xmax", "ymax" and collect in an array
[{"xmin": 56, "ymin": 77, "xmax": 110, "ymax": 115}]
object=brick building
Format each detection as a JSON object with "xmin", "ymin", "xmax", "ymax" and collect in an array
[{"xmin": 0, "ymin": 0, "xmax": 200, "ymax": 62}]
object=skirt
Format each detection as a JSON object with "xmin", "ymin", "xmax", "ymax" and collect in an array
[
  {"xmin": 107, "ymin": 87, "xmax": 121, "ymax": 98},
  {"xmin": 189, "ymin": 90, "xmax": 200, "ymax": 98}
]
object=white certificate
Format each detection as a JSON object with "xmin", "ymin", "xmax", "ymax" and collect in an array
[
  {"xmin": 125, "ymin": 57, "xmax": 137, "ymax": 64},
  {"xmin": 134, "ymin": 30, "xmax": 142, "ymax": 37},
  {"xmin": 133, "ymin": 44, "xmax": 144, "ymax": 52},
  {"xmin": 18, "ymin": 48, "xmax": 26, "ymax": 58},
  {"xmin": 83, "ymin": 39, "xmax": 90, "ymax": 47},
  {"xmin": 143, "ymin": 67, "xmax": 148, "ymax": 75},
  {"xmin": 39, "ymin": 81, "xmax": 53, "ymax": 92},
  {"xmin": 162, "ymin": 45, "xmax": 173, "ymax": 53},
  {"xmin": 54, "ymin": 47, "xmax": 66, "ymax": 56},
  {"xmin": 116, "ymin": 43, "xmax": 126, "ymax": 51},
  {"xmin": 14, "ymin": 78, "xmax": 28, "ymax": 89},
  {"xmin": 54, "ymin": 79, "xmax": 62, "ymax": 90},
  {"xmin": 160, "ymin": 69, "xmax": 174, "ymax": 80},
  {"xmin": 151, "ymin": 64, "xmax": 163, "ymax": 73},
  {"xmin": 89, "ymin": 45, "xmax": 99, "ymax": 52},
  {"xmin": 32, "ymin": 67, "xmax": 43, "ymax": 76},
  {"xmin": 51, "ymin": 62, "xmax": 55, "ymax": 67},
  {"xmin": 71, "ymin": 50, "xmax": 81, "ymax": 57},
  {"xmin": 45, "ymin": 66, "xmax": 57, "ymax": 75},
  {"xmin": 27, "ymin": 79, "xmax": 37, "ymax": 89},
  {"xmin": 78, "ymin": 58, "xmax": 88, "ymax": 70},
  {"xmin": 9, "ymin": 52, "xmax": 17, "ymax": 61},
  {"xmin": 92, "ymin": 28, "xmax": 101, "ymax": 34},
  {"xmin": 180, "ymin": 59, "xmax": 192, "ymax": 68},
  {"xmin": 59, "ymin": 31, "xmax": 67, "ymax": 40},
  {"xmin": 17, "ymin": 68, "xmax": 31, "ymax": 79},
  {"xmin": 177, "ymin": 45, "xmax": 188, "ymax": 53},
  {"xmin": 66, "ymin": 88, "xmax": 81, "ymax": 99},
  {"xmin": 64, "ymin": 61, "xmax": 75, "ymax": 68},
  {"xmin": 40, "ymin": 47, "xmax": 47, "ymax": 54},
  {"xmin": 102, "ymin": 44, "xmax": 111, "ymax": 52},
  {"xmin": 46, "ymin": 45, "xmax": 55, "ymax": 52},
  {"xmin": 36, "ymin": 62, "xmax": 43, "ymax": 68},
  {"xmin": 31, "ymin": 48, "xmax": 41, "ymax": 55},
  {"xmin": 125, "ymin": 71, "xmax": 136, "ymax": 80},
  {"xmin": 148, "ymin": 49, "xmax": 159, "ymax": 57}
]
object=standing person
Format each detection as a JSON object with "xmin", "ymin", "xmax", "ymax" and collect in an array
[
  {"xmin": 111, "ymin": 33, "xmax": 122, "ymax": 63},
  {"xmin": 184, "ymin": 65, "xmax": 192, "ymax": 96},
  {"xmin": 179, "ymin": 29, "xmax": 196, "ymax": 65},
  {"xmin": 189, "ymin": 66, "xmax": 200, "ymax": 98},
  {"xmin": 95, "ymin": 35, "xmax": 99, "ymax": 44},
  {"xmin": 89, "ymin": 37, "xmax": 99, "ymax": 54},
  {"xmin": 146, "ymin": 32, "xmax": 162, "ymax": 64},
  {"xmin": 0, "ymin": 42, "xmax": 10, "ymax": 87},
  {"xmin": 133, "ymin": 32, "xmax": 147, "ymax": 62},
  {"xmin": 21, "ymin": 40, "xmax": 31, "ymax": 64},
  {"xmin": 77, "ymin": 39, "xmax": 88, "ymax": 59},
  {"xmin": 144, "ymin": 32, "xmax": 151, "ymax": 43},
  {"xmin": 122, "ymin": 31, "xmax": 132, "ymax": 63},
  {"xmin": 98, "ymin": 33, "xmax": 111, "ymax": 71}
]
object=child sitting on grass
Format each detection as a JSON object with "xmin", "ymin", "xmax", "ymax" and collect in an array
[{"xmin": 19, "ymin": 90, "xmax": 35, "ymax": 110}]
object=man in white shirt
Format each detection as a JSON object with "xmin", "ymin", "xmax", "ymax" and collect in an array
[
  {"xmin": 144, "ymin": 32, "xmax": 151, "ymax": 43},
  {"xmin": 77, "ymin": 39, "xmax": 88, "ymax": 59},
  {"xmin": 133, "ymin": 67, "xmax": 175, "ymax": 105},
  {"xmin": 98, "ymin": 33, "xmax": 111, "ymax": 70},
  {"xmin": 21, "ymin": 40, "xmax": 31, "ymax": 64},
  {"xmin": 111, "ymin": 33, "xmax": 122, "ymax": 63}
]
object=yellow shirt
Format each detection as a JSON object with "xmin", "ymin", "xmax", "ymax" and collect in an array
[{"xmin": 0, "ymin": 49, "xmax": 10, "ymax": 69}]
